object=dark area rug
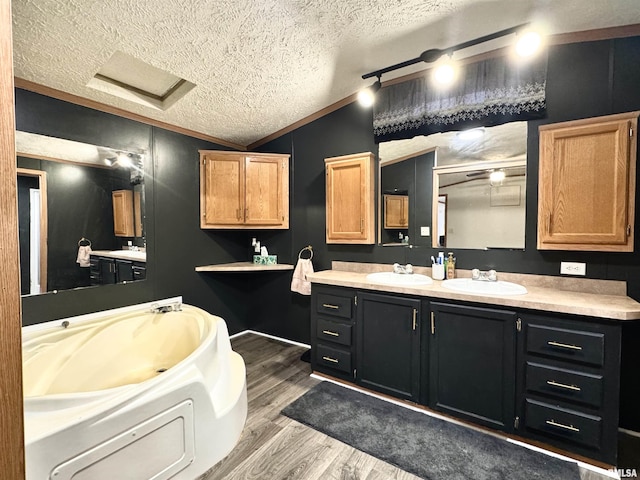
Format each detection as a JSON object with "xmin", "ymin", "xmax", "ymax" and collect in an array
[{"xmin": 282, "ymin": 381, "xmax": 581, "ymax": 480}]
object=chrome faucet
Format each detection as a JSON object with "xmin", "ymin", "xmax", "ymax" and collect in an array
[
  {"xmin": 472, "ymin": 269, "xmax": 497, "ymax": 282},
  {"xmin": 393, "ymin": 263, "xmax": 414, "ymax": 274}
]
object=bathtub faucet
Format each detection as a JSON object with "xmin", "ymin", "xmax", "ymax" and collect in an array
[{"xmin": 151, "ymin": 302, "xmax": 182, "ymax": 313}]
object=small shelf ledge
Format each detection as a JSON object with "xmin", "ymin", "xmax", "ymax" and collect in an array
[{"xmin": 195, "ymin": 262, "xmax": 294, "ymax": 272}]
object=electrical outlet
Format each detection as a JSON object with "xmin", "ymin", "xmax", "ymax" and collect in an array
[
  {"xmin": 420, "ymin": 226, "xmax": 430, "ymax": 236},
  {"xmin": 560, "ymin": 262, "xmax": 586, "ymax": 276}
]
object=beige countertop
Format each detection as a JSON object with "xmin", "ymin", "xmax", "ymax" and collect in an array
[
  {"xmin": 90, "ymin": 250, "xmax": 146, "ymax": 262},
  {"xmin": 195, "ymin": 262, "xmax": 294, "ymax": 272},
  {"xmin": 307, "ymin": 263, "xmax": 640, "ymax": 321}
]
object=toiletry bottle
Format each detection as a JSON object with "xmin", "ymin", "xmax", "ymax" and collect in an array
[{"xmin": 446, "ymin": 252, "xmax": 456, "ymax": 279}]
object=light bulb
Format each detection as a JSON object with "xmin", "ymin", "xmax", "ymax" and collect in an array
[
  {"xmin": 457, "ymin": 128, "xmax": 485, "ymax": 141},
  {"xmin": 489, "ymin": 170, "xmax": 506, "ymax": 183},
  {"xmin": 432, "ymin": 62, "xmax": 457, "ymax": 86},
  {"xmin": 117, "ymin": 153, "xmax": 132, "ymax": 168},
  {"xmin": 357, "ymin": 88, "xmax": 376, "ymax": 107},
  {"xmin": 515, "ymin": 31, "xmax": 542, "ymax": 57}
]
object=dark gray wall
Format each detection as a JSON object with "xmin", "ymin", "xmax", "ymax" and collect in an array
[{"xmin": 17, "ymin": 36, "xmax": 640, "ymax": 341}]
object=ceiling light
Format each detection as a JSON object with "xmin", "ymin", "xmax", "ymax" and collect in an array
[
  {"xmin": 515, "ymin": 31, "xmax": 542, "ymax": 57},
  {"xmin": 490, "ymin": 170, "xmax": 506, "ymax": 183},
  {"xmin": 357, "ymin": 78, "xmax": 382, "ymax": 108},
  {"xmin": 116, "ymin": 153, "xmax": 132, "ymax": 168},
  {"xmin": 457, "ymin": 127, "xmax": 485, "ymax": 141},
  {"xmin": 432, "ymin": 61, "xmax": 457, "ymax": 86}
]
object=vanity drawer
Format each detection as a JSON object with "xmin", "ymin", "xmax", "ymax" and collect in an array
[
  {"xmin": 526, "ymin": 324, "xmax": 604, "ymax": 367},
  {"xmin": 316, "ymin": 292, "xmax": 353, "ymax": 319},
  {"xmin": 316, "ymin": 318, "xmax": 352, "ymax": 346},
  {"xmin": 316, "ymin": 344, "xmax": 352, "ymax": 374},
  {"xmin": 526, "ymin": 362, "xmax": 603, "ymax": 408},
  {"xmin": 525, "ymin": 399, "xmax": 602, "ymax": 450}
]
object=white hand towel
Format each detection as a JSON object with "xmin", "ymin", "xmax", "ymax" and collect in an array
[
  {"xmin": 291, "ymin": 257, "xmax": 314, "ymax": 295},
  {"xmin": 76, "ymin": 245, "xmax": 92, "ymax": 267}
]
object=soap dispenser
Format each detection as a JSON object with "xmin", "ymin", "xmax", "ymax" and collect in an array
[{"xmin": 446, "ymin": 252, "xmax": 456, "ymax": 279}]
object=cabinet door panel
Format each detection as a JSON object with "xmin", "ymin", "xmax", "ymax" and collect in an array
[
  {"xmin": 429, "ymin": 302, "xmax": 516, "ymax": 432},
  {"xmin": 245, "ymin": 156, "xmax": 287, "ymax": 225},
  {"xmin": 356, "ymin": 292, "xmax": 420, "ymax": 402},
  {"xmin": 112, "ymin": 190, "xmax": 134, "ymax": 237},
  {"xmin": 325, "ymin": 153, "xmax": 375, "ymax": 244},
  {"xmin": 201, "ymin": 154, "xmax": 244, "ymax": 226},
  {"xmin": 538, "ymin": 112, "xmax": 637, "ymax": 251}
]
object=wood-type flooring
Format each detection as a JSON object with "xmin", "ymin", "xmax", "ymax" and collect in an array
[{"xmin": 199, "ymin": 333, "xmax": 617, "ymax": 480}]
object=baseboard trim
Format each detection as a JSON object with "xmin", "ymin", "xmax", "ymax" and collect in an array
[
  {"xmin": 229, "ymin": 329, "xmax": 311, "ymax": 349},
  {"xmin": 619, "ymin": 427, "xmax": 640, "ymax": 438}
]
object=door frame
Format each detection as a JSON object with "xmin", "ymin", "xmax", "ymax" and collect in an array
[{"xmin": 17, "ymin": 167, "xmax": 48, "ymax": 293}]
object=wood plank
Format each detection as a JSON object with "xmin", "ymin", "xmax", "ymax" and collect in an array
[
  {"xmin": 0, "ymin": 0, "xmax": 26, "ymax": 478},
  {"xmin": 199, "ymin": 334, "xmax": 611, "ymax": 480}
]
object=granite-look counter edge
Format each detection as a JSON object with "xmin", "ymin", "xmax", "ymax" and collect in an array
[
  {"xmin": 307, "ymin": 266, "xmax": 640, "ymax": 321},
  {"xmin": 90, "ymin": 250, "xmax": 146, "ymax": 262}
]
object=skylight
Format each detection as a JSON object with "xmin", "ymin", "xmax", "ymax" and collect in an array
[{"xmin": 87, "ymin": 51, "xmax": 195, "ymax": 111}]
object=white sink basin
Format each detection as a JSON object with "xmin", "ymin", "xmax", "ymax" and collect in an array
[
  {"xmin": 366, "ymin": 271, "xmax": 433, "ymax": 286},
  {"xmin": 109, "ymin": 250, "xmax": 146, "ymax": 261},
  {"xmin": 441, "ymin": 278, "xmax": 527, "ymax": 295}
]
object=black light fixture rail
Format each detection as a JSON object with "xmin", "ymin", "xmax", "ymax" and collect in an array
[{"xmin": 361, "ymin": 23, "xmax": 530, "ymax": 80}]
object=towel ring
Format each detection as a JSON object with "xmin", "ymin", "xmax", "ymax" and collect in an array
[
  {"xmin": 78, "ymin": 237, "xmax": 92, "ymax": 247},
  {"xmin": 298, "ymin": 245, "xmax": 313, "ymax": 260}
]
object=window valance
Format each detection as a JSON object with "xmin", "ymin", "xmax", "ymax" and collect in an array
[{"xmin": 373, "ymin": 54, "xmax": 547, "ymax": 143}]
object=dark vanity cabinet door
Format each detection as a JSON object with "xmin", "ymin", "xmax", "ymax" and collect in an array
[
  {"xmin": 429, "ymin": 302, "xmax": 517, "ymax": 432},
  {"xmin": 98, "ymin": 257, "xmax": 117, "ymax": 284},
  {"xmin": 356, "ymin": 292, "xmax": 421, "ymax": 402},
  {"xmin": 116, "ymin": 259, "xmax": 134, "ymax": 282}
]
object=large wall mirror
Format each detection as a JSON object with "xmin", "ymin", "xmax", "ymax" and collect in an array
[
  {"xmin": 16, "ymin": 131, "xmax": 147, "ymax": 296},
  {"xmin": 378, "ymin": 122, "xmax": 527, "ymax": 250}
]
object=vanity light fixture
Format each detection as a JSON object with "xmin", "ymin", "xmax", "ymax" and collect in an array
[
  {"xmin": 515, "ymin": 30, "xmax": 543, "ymax": 57},
  {"xmin": 432, "ymin": 58, "xmax": 458, "ymax": 87},
  {"xmin": 358, "ymin": 23, "xmax": 538, "ymax": 106},
  {"xmin": 357, "ymin": 76, "xmax": 382, "ymax": 107}
]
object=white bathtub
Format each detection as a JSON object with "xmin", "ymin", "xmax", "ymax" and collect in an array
[{"xmin": 22, "ymin": 298, "xmax": 247, "ymax": 480}]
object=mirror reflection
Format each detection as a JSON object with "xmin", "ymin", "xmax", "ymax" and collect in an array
[
  {"xmin": 433, "ymin": 160, "xmax": 526, "ymax": 249},
  {"xmin": 378, "ymin": 122, "xmax": 527, "ymax": 249},
  {"xmin": 16, "ymin": 132, "xmax": 147, "ymax": 295}
]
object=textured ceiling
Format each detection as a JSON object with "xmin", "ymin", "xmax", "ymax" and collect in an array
[{"xmin": 11, "ymin": 0, "xmax": 640, "ymax": 147}]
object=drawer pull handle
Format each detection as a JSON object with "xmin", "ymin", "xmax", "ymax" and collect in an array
[
  {"xmin": 547, "ymin": 341, "xmax": 583, "ymax": 351},
  {"xmin": 322, "ymin": 304, "xmax": 340, "ymax": 310},
  {"xmin": 547, "ymin": 380, "xmax": 581, "ymax": 392},
  {"xmin": 322, "ymin": 356, "xmax": 339, "ymax": 364},
  {"xmin": 322, "ymin": 330, "xmax": 340, "ymax": 337},
  {"xmin": 545, "ymin": 419, "xmax": 580, "ymax": 433}
]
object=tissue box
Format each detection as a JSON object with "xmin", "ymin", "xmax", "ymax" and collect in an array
[{"xmin": 253, "ymin": 255, "xmax": 277, "ymax": 265}]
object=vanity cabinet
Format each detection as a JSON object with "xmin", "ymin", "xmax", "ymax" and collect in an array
[
  {"xmin": 517, "ymin": 313, "xmax": 621, "ymax": 464},
  {"xmin": 325, "ymin": 152, "xmax": 375, "ymax": 244},
  {"xmin": 383, "ymin": 194, "xmax": 409, "ymax": 229},
  {"xmin": 112, "ymin": 189, "xmax": 135, "ymax": 237},
  {"xmin": 537, "ymin": 111, "xmax": 638, "ymax": 252},
  {"xmin": 356, "ymin": 292, "xmax": 421, "ymax": 402},
  {"xmin": 199, "ymin": 150, "xmax": 290, "ymax": 229},
  {"xmin": 428, "ymin": 302, "xmax": 517, "ymax": 432},
  {"xmin": 310, "ymin": 285, "xmax": 357, "ymax": 382}
]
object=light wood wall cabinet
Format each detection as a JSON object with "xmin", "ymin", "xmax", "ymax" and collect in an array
[
  {"xmin": 538, "ymin": 111, "xmax": 638, "ymax": 252},
  {"xmin": 325, "ymin": 152, "xmax": 375, "ymax": 244},
  {"xmin": 384, "ymin": 194, "xmax": 409, "ymax": 229},
  {"xmin": 199, "ymin": 150, "xmax": 290, "ymax": 229},
  {"xmin": 112, "ymin": 189, "xmax": 135, "ymax": 237}
]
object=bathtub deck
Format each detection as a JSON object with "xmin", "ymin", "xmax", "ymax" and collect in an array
[{"xmin": 197, "ymin": 333, "xmax": 616, "ymax": 480}]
